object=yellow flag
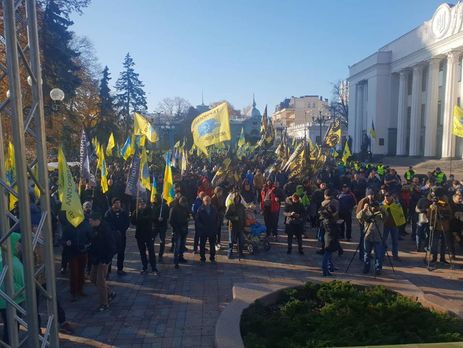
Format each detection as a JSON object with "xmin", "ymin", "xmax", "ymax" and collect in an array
[
  {"xmin": 453, "ymin": 105, "xmax": 463, "ymax": 138},
  {"xmin": 106, "ymin": 132, "xmax": 115, "ymax": 156},
  {"xmin": 238, "ymin": 128, "xmax": 245, "ymax": 147},
  {"xmin": 385, "ymin": 202, "xmax": 406, "ymax": 227},
  {"xmin": 100, "ymin": 150, "xmax": 108, "ymax": 194},
  {"xmin": 342, "ymin": 142, "xmax": 351, "ymax": 165},
  {"xmin": 134, "ymin": 112, "xmax": 158, "ymax": 143},
  {"xmin": 58, "ymin": 148, "xmax": 84, "ymax": 227},
  {"xmin": 191, "ymin": 102, "xmax": 231, "ymax": 156}
]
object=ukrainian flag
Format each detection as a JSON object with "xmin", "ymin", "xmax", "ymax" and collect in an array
[
  {"xmin": 121, "ymin": 135, "xmax": 135, "ymax": 160},
  {"xmin": 191, "ymin": 102, "xmax": 231, "ymax": 155},
  {"xmin": 140, "ymin": 150, "xmax": 151, "ymax": 191},
  {"xmin": 162, "ymin": 156, "xmax": 175, "ymax": 205},
  {"xmin": 150, "ymin": 175, "xmax": 157, "ymax": 203}
]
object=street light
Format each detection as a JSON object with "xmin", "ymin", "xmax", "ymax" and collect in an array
[{"xmin": 314, "ymin": 110, "xmax": 329, "ymax": 146}]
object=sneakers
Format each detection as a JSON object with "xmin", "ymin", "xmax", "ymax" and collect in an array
[
  {"xmin": 215, "ymin": 243, "xmax": 221, "ymax": 251},
  {"xmin": 59, "ymin": 321, "xmax": 74, "ymax": 335},
  {"xmin": 98, "ymin": 305, "xmax": 109, "ymax": 312},
  {"xmin": 117, "ymin": 270, "xmax": 127, "ymax": 276},
  {"xmin": 152, "ymin": 268, "xmax": 160, "ymax": 275}
]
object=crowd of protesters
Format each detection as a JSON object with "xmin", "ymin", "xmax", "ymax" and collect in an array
[{"xmin": 7, "ymin": 149, "xmax": 462, "ymax": 342}]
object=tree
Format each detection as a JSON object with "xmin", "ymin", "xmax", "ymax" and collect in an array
[
  {"xmin": 38, "ymin": 0, "xmax": 91, "ymax": 18},
  {"xmin": 114, "ymin": 53, "xmax": 148, "ymax": 137},
  {"xmin": 95, "ymin": 66, "xmax": 119, "ymax": 143},
  {"xmin": 157, "ymin": 97, "xmax": 191, "ymax": 118},
  {"xmin": 331, "ymin": 80, "xmax": 349, "ymax": 121}
]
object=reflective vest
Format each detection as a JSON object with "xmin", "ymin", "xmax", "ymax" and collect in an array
[
  {"xmin": 377, "ymin": 164, "xmax": 385, "ymax": 176},
  {"xmin": 435, "ymin": 172, "xmax": 445, "ymax": 185},
  {"xmin": 404, "ymin": 170, "xmax": 414, "ymax": 181}
]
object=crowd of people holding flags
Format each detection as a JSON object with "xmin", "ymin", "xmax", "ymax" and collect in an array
[{"xmin": 4, "ymin": 101, "xmax": 463, "ymax": 328}]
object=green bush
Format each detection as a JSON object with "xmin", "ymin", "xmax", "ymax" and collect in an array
[{"xmin": 240, "ymin": 281, "xmax": 463, "ymax": 348}]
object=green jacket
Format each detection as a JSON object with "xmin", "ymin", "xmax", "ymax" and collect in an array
[
  {"xmin": 0, "ymin": 232, "xmax": 25, "ymax": 309},
  {"xmin": 296, "ymin": 185, "xmax": 310, "ymax": 207}
]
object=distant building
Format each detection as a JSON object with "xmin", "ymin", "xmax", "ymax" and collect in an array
[
  {"xmin": 272, "ymin": 95, "xmax": 330, "ymax": 129},
  {"xmin": 229, "ymin": 96, "xmax": 261, "ymax": 145}
]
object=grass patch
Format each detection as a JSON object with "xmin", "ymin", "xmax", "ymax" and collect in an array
[{"xmin": 240, "ymin": 281, "xmax": 463, "ymax": 347}]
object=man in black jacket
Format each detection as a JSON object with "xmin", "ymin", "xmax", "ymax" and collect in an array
[
  {"xmin": 284, "ymin": 194, "xmax": 305, "ymax": 255},
  {"xmin": 170, "ymin": 196, "xmax": 190, "ymax": 269},
  {"xmin": 225, "ymin": 193, "xmax": 246, "ymax": 259},
  {"xmin": 104, "ymin": 197, "xmax": 130, "ymax": 275},
  {"xmin": 89, "ymin": 212, "xmax": 116, "ymax": 311},
  {"xmin": 152, "ymin": 194, "xmax": 169, "ymax": 263},
  {"xmin": 196, "ymin": 195, "xmax": 219, "ymax": 263},
  {"xmin": 131, "ymin": 200, "xmax": 159, "ymax": 275}
]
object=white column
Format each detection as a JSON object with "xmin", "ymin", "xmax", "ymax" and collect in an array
[
  {"xmin": 354, "ymin": 83, "xmax": 364, "ymax": 153},
  {"xmin": 442, "ymin": 51, "xmax": 459, "ymax": 158},
  {"xmin": 409, "ymin": 65, "xmax": 423, "ymax": 156},
  {"xmin": 396, "ymin": 71, "xmax": 408, "ymax": 155},
  {"xmin": 424, "ymin": 58, "xmax": 440, "ymax": 157}
]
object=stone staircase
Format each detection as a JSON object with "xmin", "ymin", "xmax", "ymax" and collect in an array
[{"xmin": 381, "ymin": 156, "xmax": 463, "ymax": 178}]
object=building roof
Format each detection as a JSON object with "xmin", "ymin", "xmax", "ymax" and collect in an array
[{"xmin": 246, "ymin": 94, "xmax": 261, "ymax": 117}]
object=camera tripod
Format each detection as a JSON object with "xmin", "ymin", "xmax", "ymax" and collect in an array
[
  {"xmin": 424, "ymin": 204, "xmax": 455, "ymax": 271},
  {"xmin": 345, "ymin": 214, "xmax": 395, "ymax": 274}
]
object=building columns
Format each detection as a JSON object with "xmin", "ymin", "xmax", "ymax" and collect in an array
[
  {"xmin": 396, "ymin": 71, "xmax": 408, "ymax": 155},
  {"xmin": 409, "ymin": 65, "xmax": 423, "ymax": 156},
  {"xmin": 442, "ymin": 51, "xmax": 459, "ymax": 158},
  {"xmin": 354, "ymin": 83, "xmax": 364, "ymax": 153},
  {"xmin": 424, "ymin": 58, "xmax": 440, "ymax": 157}
]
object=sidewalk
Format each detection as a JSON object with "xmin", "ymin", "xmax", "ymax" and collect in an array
[{"xmin": 57, "ymin": 220, "xmax": 463, "ymax": 348}]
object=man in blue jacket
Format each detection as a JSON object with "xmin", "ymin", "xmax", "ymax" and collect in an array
[
  {"xmin": 196, "ymin": 195, "xmax": 219, "ymax": 263},
  {"xmin": 104, "ymin": 197, "xmax": 130, "ymax": 276}
]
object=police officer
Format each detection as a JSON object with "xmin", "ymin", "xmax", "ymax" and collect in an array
[{"xmin": 404, "ymin": 166, "xmax": 415, "ymax": 183}]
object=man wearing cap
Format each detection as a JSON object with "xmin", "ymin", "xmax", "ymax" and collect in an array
[
  {"xmin": 284, "ymin": 194, "xmax": 305, "ymax": 255},
  {"xmin": 104, "ymin": 197, "xmax": 130, "ymax": 276},
  {"xmin": 88, "ymin": 212, "xmax": 116, "ymax": 311}
]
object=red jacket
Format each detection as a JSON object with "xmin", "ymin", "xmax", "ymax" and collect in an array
[{"xmin": 261, "ymin": 186, "xmax": 280, "ymax": 213}]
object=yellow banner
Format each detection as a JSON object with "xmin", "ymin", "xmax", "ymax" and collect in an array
[
  {"xmin": 191, "ymin": 102, "xmax": 231, "ymax": 154},
  {"xmin": 387, "ymin": 202, "xmax": 406, "ymax": 227},
  {"xmin": 134, "ymin": 112, "xmax": 158, "ymax": 143},
  {"xmin": 453, "ymin": 105, "xmax": 463, "ymax": 138}
]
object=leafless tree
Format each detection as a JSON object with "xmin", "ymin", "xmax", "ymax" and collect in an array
[
  {"xmin": 331, "ymin": 80, "xmax": 349, "ymax": 121},
  {"xmin": 157, "ymin": 97, "xmax": 191, "ymax": 118}
]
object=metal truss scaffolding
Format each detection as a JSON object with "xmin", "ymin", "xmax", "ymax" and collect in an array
[{"xmin": 0, "ymin": 0, "xmax": 59, "ymax": 346}]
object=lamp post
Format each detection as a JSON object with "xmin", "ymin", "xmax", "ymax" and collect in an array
[{"xmin": 314, "ymin": 110, "xmax": 329, "ymax": 147}]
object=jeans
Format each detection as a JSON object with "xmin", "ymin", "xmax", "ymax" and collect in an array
[
  {"xmin": 69, "ymin": 253, "xmax": 87, "ymax": 297},
  {"xmin": 383, "ymin": 226, "xmax": 399, "ymax": 257},
  {"xmin": 228, "ymin": 227, "xmax": 244, "ymax": 256},
  {"xmin": 430, "ymin": 230, "xmax": 446, "ymax": 260},
  {"xmin": 90, "ymin": 263, "xmax": 110, "ymax": 306},
  {"xmin": 416, "ymin": 223, "xmax": 428, "ymax": 251},
  {"xmin": 173, "ymin": 226, "xmax": 188, "ymax": 265},
  {"xmin": 117, "ymin": 234, "xmax": 126, "ymax": 271},
  {"xmin": 321, "ymin": 250, "xmax": 333, "ymax": 275},
  {"xmin": 137, "ymin": 238, "xmax": 156, "ymax": 270},
  {"xmin": 339, "ymin": 211, "xmax": 352, "ymax": 239},
  {"xmin": 154, "ymin": 225, "xmax": 167, "ymax": 257},
  {"xmin": 200, "ymin": 234, "xmax": 216, "ymax": 261},
  {"xmin": 363, "ymin": 240, "xmax": 383, "ymax": 271}
]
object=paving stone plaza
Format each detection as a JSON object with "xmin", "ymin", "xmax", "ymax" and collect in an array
[{"xmin": 56, "ymin": 214, "xmax": 463, "ymax": 348}]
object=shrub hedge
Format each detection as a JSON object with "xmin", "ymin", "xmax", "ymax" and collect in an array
[{"xmin": 240, "ymin": 281, "xmax": 463, "ymax": 347}]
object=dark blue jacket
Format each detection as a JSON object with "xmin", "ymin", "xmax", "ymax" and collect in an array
[
  {"xmin": 104, "ymin": 208, "xmax": 130, "ymax": 235},
  {"xmin": 196, "ymin": 205, "xmax": 218, "ymax": 237},
  {"xmin": 89, "ymin": 221, "xmax": 116, "ymax": 264},
  {"xmin": 61, "ymin": 217, "xmax": 92, "ymax": 255}
]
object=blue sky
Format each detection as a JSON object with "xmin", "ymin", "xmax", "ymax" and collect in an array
[{"xmin": 71, "ymin": 0, "xmax": 445, "ymax": 114}]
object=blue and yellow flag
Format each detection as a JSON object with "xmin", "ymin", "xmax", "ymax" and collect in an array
[
  {"xmin": 150, "ymin": 175, "xmax": 157, "ymax": 203},
  {"xmin": 453, "ymin": 105, "xmax": 463, "ymax": 138},
  {"xmin": 162, "ymin": 156, "xmax": 175, "ymax": 205},
  {"xmin": 98, "ymin": 147, "xmax": 108, "ymax": 194},
  {"xmin": 121, "ymin": 135, "xmax": 135, "ymax": 160},
  {"xmin": 134, "ymin": 112, "xmax": 158, "ymax": 143},
  {"xmin": 5, "ymin": 142, "xmax": 17, "ymax": 211},
  {"xmin": 58, "ymin": 148, "xmax": 84, "ymax": 227},
  {"xmin": 140, "ymin": 150, "xmax": 151, "ymax": 191},
  {"xmin": 191, "ymin": 102, "xmax": 231, "ymax": 156}
]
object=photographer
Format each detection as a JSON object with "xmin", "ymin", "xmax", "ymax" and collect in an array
[
  {"xmin": 356, "ymin": 188, "xmax": 376, "ymax": 261},
  {"xmin": 319, "ymin": 189, "xmax": 340, "ymax": 276},
  {"xmin": 356, "ymin": 201, "xmax": 383, "ymax": 275},
  {"xmin": 284, "ymin": 194, "xmax": 305, "ymax": 255},
  {"xmin": 427, "ymin": 188, "xmax": 452, "ymax": 264},
  {"xmin": 415, "ymin": 193, "xmax": 432, "ymax": 252}
]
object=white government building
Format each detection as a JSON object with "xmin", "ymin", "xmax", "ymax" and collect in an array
[{"xmin": 348, "ymin": 1, "xmax": 463, "ymax": 158}]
